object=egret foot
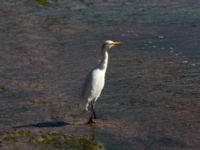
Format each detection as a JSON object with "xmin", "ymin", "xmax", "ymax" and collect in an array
[
  {"xmin": 94, "ymin": 114, "xmax": 96, "ymax": 119},
  {"xmin": 87, "ymin": 117, "xmax": 96, "ymax": 124}
]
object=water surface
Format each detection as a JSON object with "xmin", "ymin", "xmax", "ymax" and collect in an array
[{"xmin": 0, "ymin": 0, "xmax": 200, "ymax": 149}]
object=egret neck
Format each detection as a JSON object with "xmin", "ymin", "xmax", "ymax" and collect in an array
[{"xmin": 99, "ymin": 45, "xmax": 109, "ymax": 71}]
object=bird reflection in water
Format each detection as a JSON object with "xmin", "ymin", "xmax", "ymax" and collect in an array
[{"xmin": 87, "ymin": 124, "xmax": 106, "ymax": 150}]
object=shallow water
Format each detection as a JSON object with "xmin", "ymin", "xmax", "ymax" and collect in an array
[{"xmin": 0, "ymin": 0, "xmax": 200, "ymax": 149}]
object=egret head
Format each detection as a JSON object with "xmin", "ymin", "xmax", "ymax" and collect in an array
[{"xmin": 102, "ymin": 40, "xmax": 123, "ymax": 50}]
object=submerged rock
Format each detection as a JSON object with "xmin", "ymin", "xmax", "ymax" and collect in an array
[{"xmin": 0, "ymin": 85, "xmax": 6, "ymax": 92}]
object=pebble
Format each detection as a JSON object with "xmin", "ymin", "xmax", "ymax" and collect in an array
[
  {"xmin": 175, "ymin": 53, "xmax": 181, "ymax": 56},
  {"xmin": 158, "ymin": 35, "xmax": 164, "ymax": 39},
  {"xmin": 183, "ymin": 60, "xmax": 188, "ymax": 64},
  {"xmin": 161, "ymin": 47, "xmax": 165, "ymax": 50}
]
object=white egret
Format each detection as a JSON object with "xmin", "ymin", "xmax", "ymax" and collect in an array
[{"xmin": 82, "ymin": 40, "xmax": 123, "ymax": 124}]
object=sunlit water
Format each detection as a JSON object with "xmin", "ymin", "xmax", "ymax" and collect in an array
[{"xmin": 0, "ymin": 0, "xmax": 200, "ymax": 149}]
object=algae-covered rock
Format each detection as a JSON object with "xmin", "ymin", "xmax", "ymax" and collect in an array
[
  {"xmin": 0, "ymin": 130, "xmax": 106, "ymax": 150},
  {"xmin": 0, "ymin": 85, "xmax": 6, "ymax": 92},
  {"xmin": 64, "ymin": 136, "xmax": 105, "ymax": 150}
]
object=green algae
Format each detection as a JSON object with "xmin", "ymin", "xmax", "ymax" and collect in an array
[
  {"xmin": 17, "ymin": 130, "xmax": 32, "ymax": 137},
  {"xmin": 2, "ymin": 134, "xmax": 17, "ymax": 143},
  {"xmin": 35, "ymin": 0, "xmax": 58, "ymax": 6},
  {"xmin": 64, "ymin": 136, "xmax": 104, "ymax": 150},
  {"xmin": 35, "ymin": 0, "xmax": 48, "ymax": 6},
  {"xmin": 0, "ymin": 130, "xmax": 105, "ymax": 150},
  {"xmin": 33, "ymin": 135, "xmax": 62, "ymax": 147}
]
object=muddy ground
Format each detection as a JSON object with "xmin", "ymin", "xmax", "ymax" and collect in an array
[{"xmin": 0, "ymin": 0, "xmax": 199, "ymax": 150}]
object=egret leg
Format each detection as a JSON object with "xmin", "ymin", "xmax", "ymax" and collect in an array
[
  {"xmin": 91, "ymin": 102, "xmax": 96, "ymax": 119},
  {"xmin": 87, "ymin": 102, "xmax": 95, "ymax": 124}
]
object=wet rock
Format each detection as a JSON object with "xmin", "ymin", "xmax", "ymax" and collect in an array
[
  {"xmin": 182, "ymin": 60, "xmax": 188, "ymax": 64},
  {"xmin": 152, "ymin": 45, "xmax": 157, "ymax": 48},
  {"xmin": 191, "ymin": 63, "xmax": 196, "ymax": 67},
  {"xmin": 0, "ymin": 85, "xmax": 6, "ymax": 92},
  {"xmin": 158, "ymin": 35, "xmax": 164, "ymax": 39}
]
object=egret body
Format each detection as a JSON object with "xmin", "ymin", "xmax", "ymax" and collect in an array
[{"xmin": 82, "ymin": 40, "xmax": 122, "ymax": 123}]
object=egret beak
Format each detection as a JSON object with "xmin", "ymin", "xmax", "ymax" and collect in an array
[{"xmin": 113, "ymin": 41, "xmax": 123, "ymax": 45}]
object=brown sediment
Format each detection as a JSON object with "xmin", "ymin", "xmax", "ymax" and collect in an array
[{"xmin": 0, "ymin": 0, "xmax": 199, "ymax": 149}]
